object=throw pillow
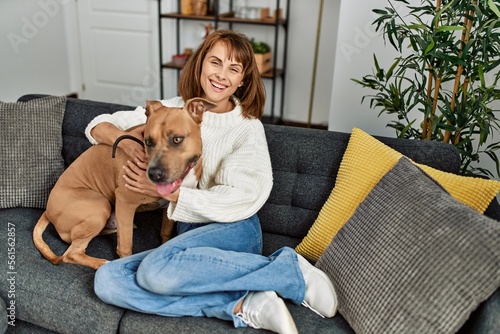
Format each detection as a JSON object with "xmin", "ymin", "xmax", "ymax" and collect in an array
[
  {"xmin": 0, "ymin": 96, "xmax": 66, "ymax": 209},
  {"xmin": 316, "ymin": 157, "xmax": 500, "ymax": 334},
  {"xmin": 295, "ymin": 128, "xmax": 500, "ymax": 261}
]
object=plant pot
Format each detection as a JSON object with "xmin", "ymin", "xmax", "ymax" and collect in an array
[{"xmin": 254, "ymin": 52, "xmax": 272, "ymax": 74}]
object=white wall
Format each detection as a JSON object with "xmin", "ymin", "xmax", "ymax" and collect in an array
[
  {"xmin": 328, "ymin": 0, "xmax": 397, "ymax": 136},
  {"xmin": 284, "ymin": 0, "xmax": 339, "ymax": 125},
  {"xmin": 0, "ymin": 0, "xmax": 79, "ymax": 102}
]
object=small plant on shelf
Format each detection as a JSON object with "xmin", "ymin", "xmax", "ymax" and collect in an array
[
  {"xmin": 249, "ymin": 38, "xmax": 272, "ymax": 74},
  {"xmin": 249, "ymin": 38, "xmax": 271, "ymax": 54}
]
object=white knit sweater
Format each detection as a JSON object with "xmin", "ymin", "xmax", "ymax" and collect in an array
[{"xmin": 85, "ymin": 97, "xmax": 273, "ymax": 223}]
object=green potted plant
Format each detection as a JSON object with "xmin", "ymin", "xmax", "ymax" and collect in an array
[
  {"xmin": 249, "ymin": 38, "xmax": 272, "ymax": 74},
  {"xmin": 353, "ymin": 0, "xmax": 500, "ymax": 177}
]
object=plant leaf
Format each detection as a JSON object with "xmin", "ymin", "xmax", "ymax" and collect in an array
[
  {"xmin": 488, "ymin": 0, "xmax": 500, "ymax": 18},
  {"xmin": 386, "ymin": 57, "xmax": 401, "ymax": 80},
  {"xmin": 435, "ymin": 25, "xmax": 465, "ymax": 32},
  {"xmin": 424, "ymin": 38, "xmax": 435, "ymax": 55}
]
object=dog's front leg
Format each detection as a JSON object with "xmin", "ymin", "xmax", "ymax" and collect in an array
[
  {"xmin": 115, "ymin": 196, "xmax": 138, "ymax": 258},
  {"xmin": 160, "ymin": 210, "xmax": 175, "ymax": 244}
]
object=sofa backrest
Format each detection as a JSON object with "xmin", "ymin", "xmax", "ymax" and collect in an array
[
  {"xmin": 18, "ymin": 95, "xmax": 463, "ymax": 256},
  {"xmin": 62, "ymin": 98, "xmax": 137, "ymax": 167},
  {"xmin": 259, "ymin": 125, "xmax": 461, "ymax": 255},
  {"xmin": 19, "ymin": 95, "xmax": 136, "ymax": 167}
]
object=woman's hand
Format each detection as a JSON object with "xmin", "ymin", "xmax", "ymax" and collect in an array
[
  {"xmin": 91, "ymin": 122, "xmax": 146, "ymax": 163},
  {"xmin": 123, "ymin": 160, "xmax": 180, "ymax": 203},
  {"xmin": 119, "ymin": 125, "xmax": 146, "ymax": 163},
  {"xmin": 123, "ymin": 160, "xmax": 159, "ymax": 197}
]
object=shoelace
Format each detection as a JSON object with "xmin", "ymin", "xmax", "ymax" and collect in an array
[
  {"xmin": 301, "ymin": 301, "xmax": 325, "ymax": 318},
  {"xmin": 236, "ymin": 311, "xmax": 262, "ymax": 329}
]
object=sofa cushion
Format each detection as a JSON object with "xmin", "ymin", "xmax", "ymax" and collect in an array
[
  {"xmin": 258, "ymin": 126, "xmax": 347, "ymax": 255},
  {"xmin": 0, "ymin": 96, "xmax": 66, "ymax": 209},
  {"xmin": 17, "ymin": 95, "xmax": 136, "ymax": 167},
  {"xmin": 316, "ymin": 157, "xmax": 500, "ymax": 334},
  {"xmin": 0, "ymin": 208, "xmax": 164, "ymax": 334},
  {"xmin": 119, "ymin": 301, "xmax": 355, "ymax": 333},
  {"xmin": 296, "ymin": 128, "xmax": 500, "ymax": 261}
]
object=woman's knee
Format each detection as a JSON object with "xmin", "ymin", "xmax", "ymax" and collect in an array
[
  {"xmin": 94, "ymin": 258, "xmax": 142, "ymax": 304},
  {"xmin": 136, "ymin": 265, "xmax": 179, "ymax": 295},
  {"xmin": 94, "ymin": 262, "xmax": 116, "ymax": 303}
]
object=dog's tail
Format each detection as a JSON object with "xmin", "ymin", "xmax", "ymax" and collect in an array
[{"xmin": 33, "ymin": 212, "xmax": 63, "ymax": 265}]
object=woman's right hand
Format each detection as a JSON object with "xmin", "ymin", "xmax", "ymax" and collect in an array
[
  {"xmin": 118, "ymin": 125, "xmax": 146, "ymax": 163},
  {"xmin": 90, "ymin": 122, "xmax": 146, "ymax": 163}
]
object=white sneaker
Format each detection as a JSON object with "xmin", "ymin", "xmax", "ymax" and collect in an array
[
  {"xmin": 237, "ymin": 291, "xmax": 298, "ymax": 334},
  {"xmin": 297, "ymin": 254, "xmax": 338, "ymax": 318}
]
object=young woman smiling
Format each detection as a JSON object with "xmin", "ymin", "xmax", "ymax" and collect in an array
[{"xmin": 86, "ymin": 29, "xmax": 337, "ymax": 334}]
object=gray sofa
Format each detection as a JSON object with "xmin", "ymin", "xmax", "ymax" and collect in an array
[{"xmin": 0, "ymin": 95, "xmax": 498, "ymax": 333}]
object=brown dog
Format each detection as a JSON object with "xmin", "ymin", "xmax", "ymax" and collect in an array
[{"xmin": 33, "ymin": 98, "xmax": 216, "ymax": 270}]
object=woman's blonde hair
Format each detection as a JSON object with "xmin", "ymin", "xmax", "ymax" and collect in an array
[{"xmin": 178, "ymin": 29, "xmax": 266, "ymax": 119}]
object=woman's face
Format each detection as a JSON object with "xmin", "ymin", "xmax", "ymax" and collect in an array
[{"xmin": 200, "ymin": 41, "xmax": 245, "ymax": 113}]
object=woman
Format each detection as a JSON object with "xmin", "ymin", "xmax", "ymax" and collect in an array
[{"xmin": 86, "ymin": 29, "xmax": 337, "ymax": 334}]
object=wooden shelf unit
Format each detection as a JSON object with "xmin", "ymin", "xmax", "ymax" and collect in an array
[{"xmin": 158, "ymin": 0, "xmax": 290, "ymax": 121}]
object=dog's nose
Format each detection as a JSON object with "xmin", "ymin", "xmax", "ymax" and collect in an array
[{"xmin": 148, "ymin": 166, "xmax": 165, "ymax": 183}]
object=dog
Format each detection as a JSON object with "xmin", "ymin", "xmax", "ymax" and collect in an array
[{"xmin": 33, "ymin": 98, "xmax": 216, "ymax": 270}]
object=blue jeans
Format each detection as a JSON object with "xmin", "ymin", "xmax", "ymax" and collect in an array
[{"xmin": 94, "ymin": 214, "xmax": 306, "ymax": 328}]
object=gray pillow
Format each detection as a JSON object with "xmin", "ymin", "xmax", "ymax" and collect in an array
[
  {"xmin": 0, "ymin": 96, "xmax": 66, "ymax": 209},
  {"xmin": 316, "ymin": 157, "xmax": 500, "ymax": 334}
]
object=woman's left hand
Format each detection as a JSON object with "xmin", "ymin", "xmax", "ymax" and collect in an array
[
  {"xmin": 123, "ymin": 160, "xmax": 159, "ymax": 197},
  {"xmin": 123, "ymin": 160, "xmax": 180, "ymax": 203}
]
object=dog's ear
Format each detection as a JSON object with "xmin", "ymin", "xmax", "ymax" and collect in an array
[
  {"xmin": 185, "ymin": 98, "xmax": 217, "ymax": 124},
  {"xmin": 145, "ymin": 100, "xmax": 164, "ymax": 118}
]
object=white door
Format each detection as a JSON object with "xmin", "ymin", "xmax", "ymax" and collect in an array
[{"xmin": 77, "ymin": 0, "xmax": 159, "ymax": 106}]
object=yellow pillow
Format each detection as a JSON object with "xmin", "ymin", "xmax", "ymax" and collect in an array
[{"xmin": 295, "ymin": 128, "xmax": 500, "ymax": 261}]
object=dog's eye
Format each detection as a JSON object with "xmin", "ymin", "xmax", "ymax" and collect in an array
[
  {"xmin": 145, "ymin": 138, "xmax": 152, "ymax": 147},
  {"xmin": 172, "ymin": 137, "xmax": 184, "ymax": 145}
]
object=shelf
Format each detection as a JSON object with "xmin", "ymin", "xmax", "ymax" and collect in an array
[
  {"xmin": 160, "ymin": 13, "xmax": 216, "ymax": 21},
  {"xmin": 158, "ymin": 0, "xmax": 290, "ymax": 120},
  {"xmin": 162, "ymin": 62, "xmax": 184, "ymax": 70},
  {"xmin": 218, "ymin": 12, "xmax": 287, "ymax": 26},
  {"xmin": 261, "ymin": 68, "xmax": 284, "ymax": 78},
  {"xmin": 160, "ymin": 12, "xmax": 286, "ymax": 26},
  {"xmin": 162, "ymin": 62, "xmax": 284, "ymax": 79}
]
